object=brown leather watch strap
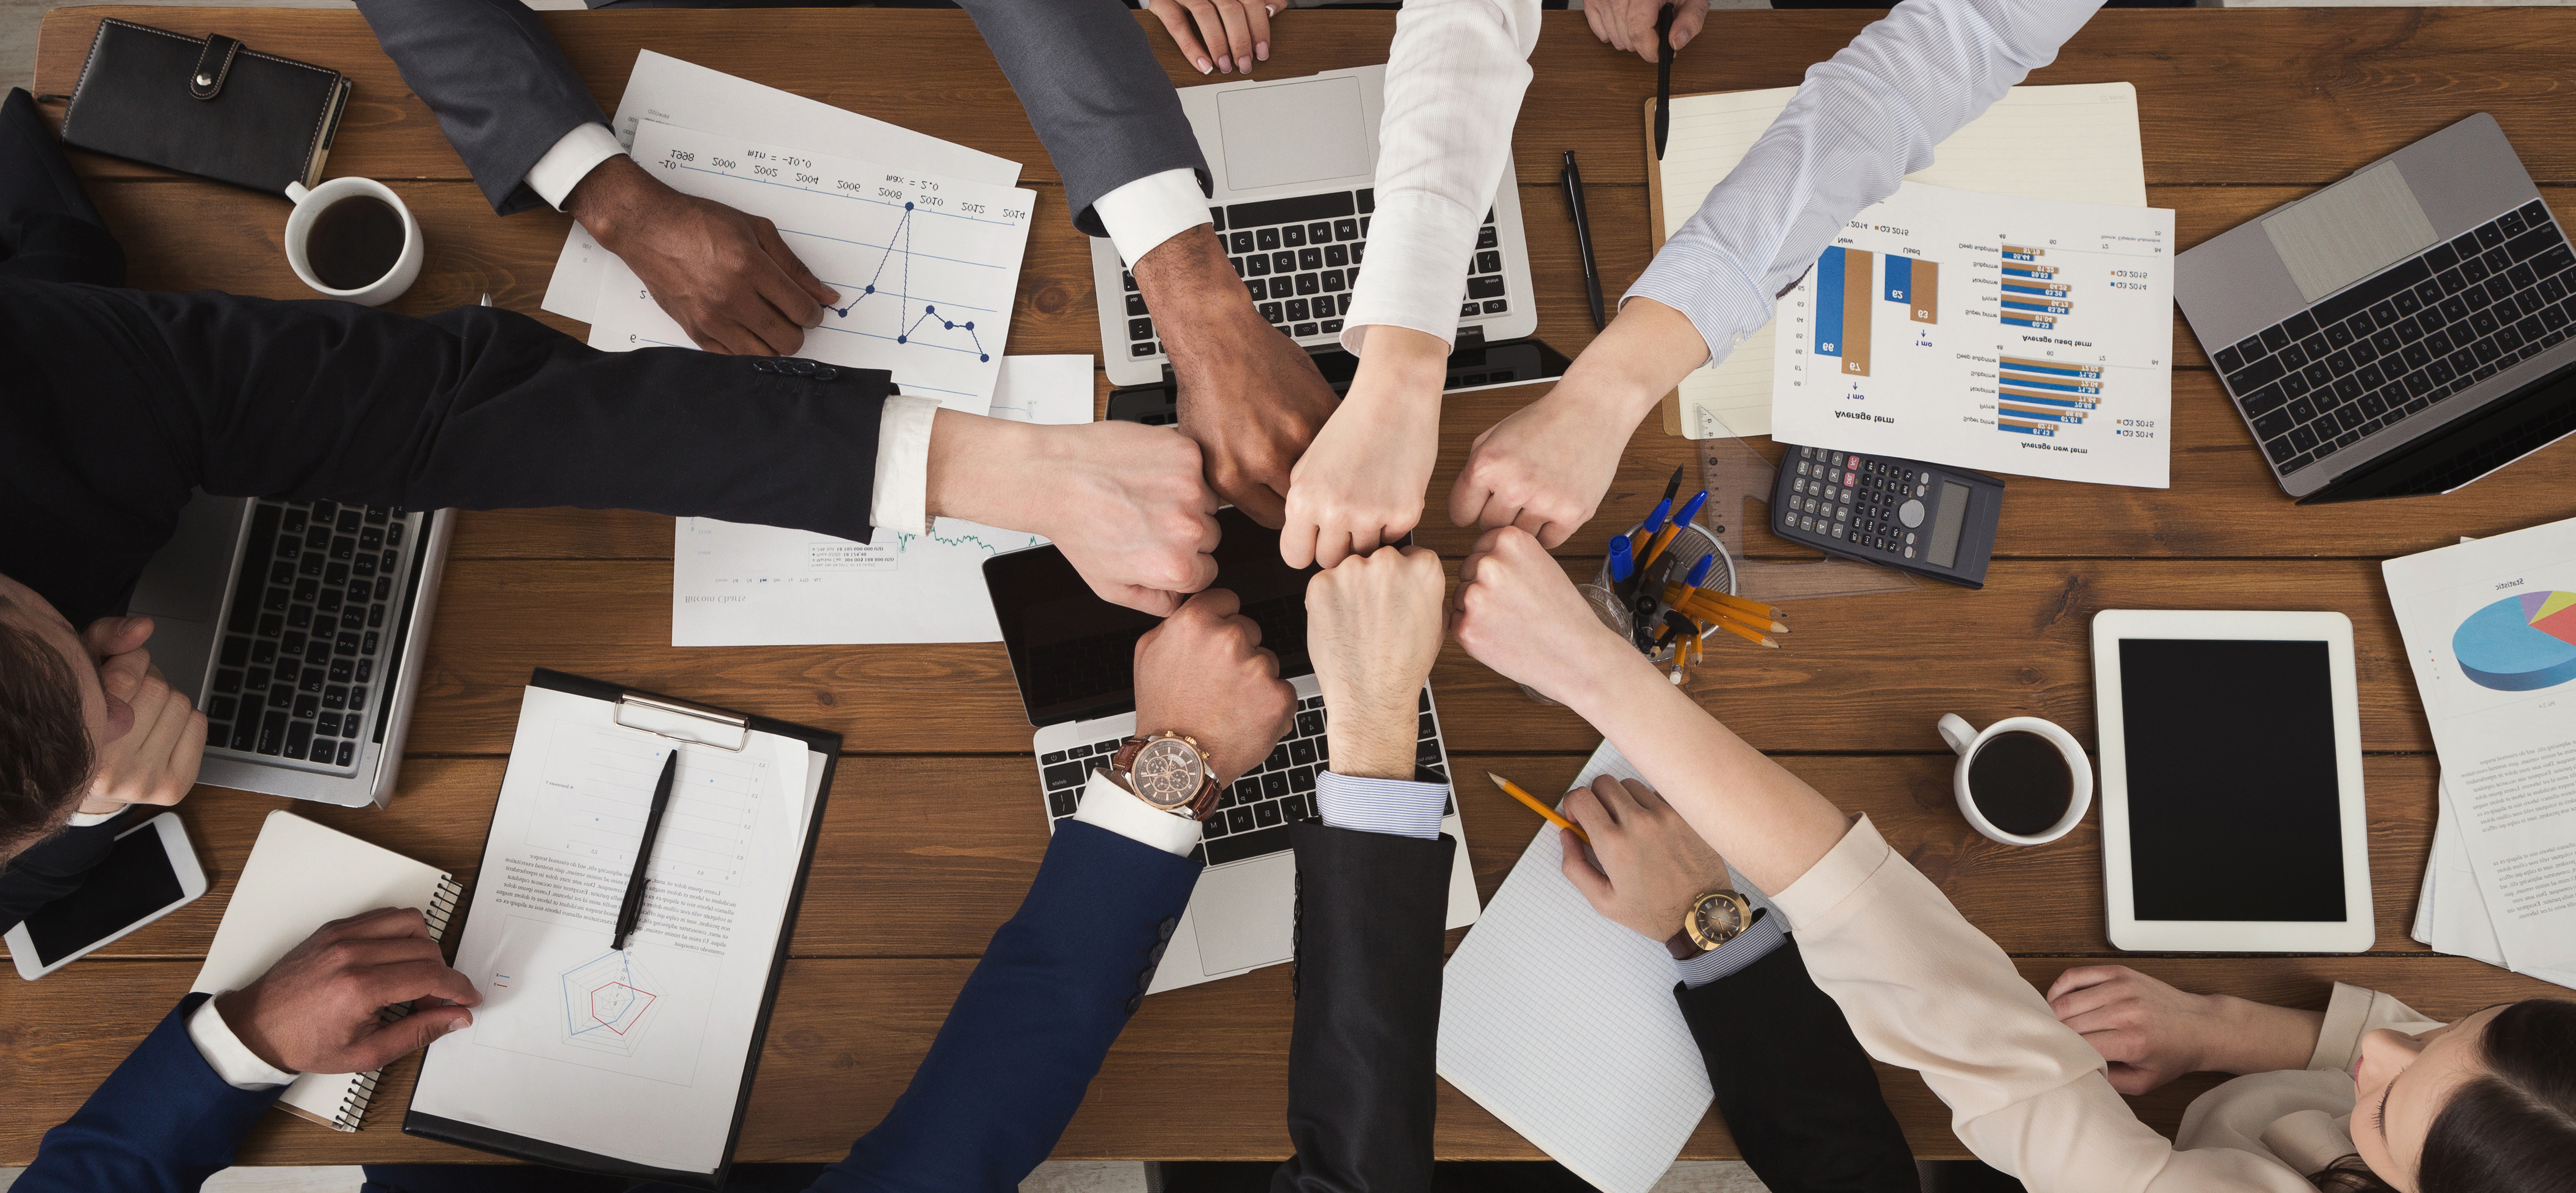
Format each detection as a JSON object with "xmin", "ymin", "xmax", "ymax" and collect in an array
[{"xmin": 1109, "ymin": 735, "xmax": 1226, "ymax": 821}]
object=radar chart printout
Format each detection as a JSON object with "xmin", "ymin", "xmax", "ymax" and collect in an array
[
  {"xmin": 1772, "ymin": 181, "xmax": 2175, "ymax": 488},
  {"xmin": 592, "ymin": 120, "xmax": 1036, "ymax": 407},
  {"xmin": 2384, "ymin": 516, "xmax": 2576, "ymax": 974},
  {"xmin": 410, "ymin": 686, "xmax": 815, "ymax": 1174}
]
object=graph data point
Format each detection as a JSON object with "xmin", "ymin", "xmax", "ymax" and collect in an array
[
  {"xmin": 944, "ymin": 321, "xmax": 954, "ymax": 329},
  {"xmin": 904, "ymin": 202, "xmax": 914, "ymax": 210},
  {"xmin": 966, "ymin": 322, "xmax": 976, "ymax": 330},
  {"xmin": 896, "ymin": 335, "xmax": 907, "ymax": 344},
  {"xmin": 925, "ymin": 305, "xmax": 936, "ymax": 314},
  {"xmin": 864, "ymin": 284, "xmax": 875, "ymax": 294},
  {"xmin": 980, "ymin": 353, "xmax": 990, "ymax": 362}
]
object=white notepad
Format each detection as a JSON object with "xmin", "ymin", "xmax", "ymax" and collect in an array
[
  {"xmin": 1436, "ymin": 741, "xmax": 1774, "ymax": 1193},
  {"xmin": 1651, "ymin": 82, "xmax": 2147, "ymax": 438},
  {"xmin": 191, "ymin": 810, "xmax": 463, "ymax": 1132}
]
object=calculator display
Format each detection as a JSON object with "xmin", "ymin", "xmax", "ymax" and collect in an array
[{"xmin": 1927, "ymin": 481, "xmax": 1969, "ymax": 568}]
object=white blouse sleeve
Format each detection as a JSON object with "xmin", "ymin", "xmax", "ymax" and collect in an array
[{"xmin": 2308, "ymin": 982, "xmax": 2445, "ymax": 1074}]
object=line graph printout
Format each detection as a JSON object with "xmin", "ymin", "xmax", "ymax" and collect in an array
[
  {"xmin": 412, "ymin": 685, "xmax": 821, "ymax": 1174},
  {"xmin": 591, "ymin": 121, "xmax": 1036, "ymax": 406},
  {"xmin": 1773, "ymin": 182, "xmax": 2174, "ymax": 488},
  {"xmin": 671, "ymin": 354, "xmax": 1094, "ymax": 646}
]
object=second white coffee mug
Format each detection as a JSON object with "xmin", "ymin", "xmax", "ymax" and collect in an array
[
  {"xmin": 282, "ymin": 178, "xmax": 423, "ymax": 306},
  {"xmin": 1935, "ymin": 713, "xmax": 2094, "ymax": 846}
]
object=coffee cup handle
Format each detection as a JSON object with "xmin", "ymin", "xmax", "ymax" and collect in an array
[
  {"xmin": 1936, "ymin": 713, "xmax": 1979, "ymax": 756},
  {"xmin": 284, "ymin": 182, "xmax": 310, "ymax": 205}
]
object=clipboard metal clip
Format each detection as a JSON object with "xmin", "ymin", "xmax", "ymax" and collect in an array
[{"xmin": 615, "ymin": 692, "xmax": 750, "ymax": 752}]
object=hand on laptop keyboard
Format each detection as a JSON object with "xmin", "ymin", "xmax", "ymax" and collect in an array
[
  {"xmin": 1136, "ymin": 228, "xmax": 1338, "ymax": 527},
  {"xmin": 1281, "ymin": 326, "xmax": 1450, "ymax": 569},
  {"xmin": 75, "ymin": 615, "xmax": 206, "ymax": 816},
  {"xmin": 1132, "ymin": 588, "xmax": 1298, "ymax": 785}
]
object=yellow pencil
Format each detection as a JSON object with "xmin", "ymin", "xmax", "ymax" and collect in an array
[
  {"xmin": 1708, "ymin": 616, "xmax": 1779, "ymax": 649},
  {"xmin": 1665, "ymin": 589, "xmax": 1789, "ymax": 634},
  {"xmin": 1485, "ymin": 771, "xmax": 1590, "ymax": 844},
  {"xmin": 1698, "ymin": 588, "xmax": 1785, "ymax": 621}
]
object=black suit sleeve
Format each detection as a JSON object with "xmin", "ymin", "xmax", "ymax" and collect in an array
[
  {"xmin": 1271, "ymin": 822, "xmax": 1454, "ymax": 1193},
  {"xmin": 1675, "ymin": 937, "xmax": 1920, "ymax": 1193},
  {"xmin": 354, "ymin": 0, "xmax": 612, "ymax": 215},
  {"xmin": 0, "ymin": 822, "xmax": 120, "ymax": 935}
]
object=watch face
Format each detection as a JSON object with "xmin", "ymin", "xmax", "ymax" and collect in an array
[
  {"xmin": 1691, "ymin": 893, "xmax": 1747, "ymax": 942},
  {"xmin": 1130, "ymin": 738, "xmax": 1206, "ymax": 809}
]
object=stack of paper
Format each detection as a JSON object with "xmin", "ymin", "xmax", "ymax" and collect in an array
[
  {"xmin": 2386, "ymin": 519, "xmax": 2576, "ymax": 989},
  {"xmin": 1651, "ymin": 82, "xmax": 2146, "ymax": 439}
]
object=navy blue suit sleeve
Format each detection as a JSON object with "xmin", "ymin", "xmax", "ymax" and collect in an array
[
  {"xmin": 814, "ymin": 820, "xmax": 1202, "ymax": 1193},
  {"xmin": 17, "ymin": 993, "xmax": 283, "ymax": 1193},
  {"xmin": 353, "ymin": 0, "xmax": 610, "ymax": 215}
]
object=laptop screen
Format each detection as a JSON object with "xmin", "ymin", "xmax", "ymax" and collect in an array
[{"xmin": 985, "ymin": 508, "xmax": 1320, "ymax": 727}]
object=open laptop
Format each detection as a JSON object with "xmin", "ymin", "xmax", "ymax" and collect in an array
[
  {"xmin": 1095, "ymin": 63, "xmax": 1541, "ymax": 389},
  {"xmin": 2178, "ymin": 113, "xmax": 2576, "ymax": 502},
  {"xmin": 984, "ymin": 509, "xmax": 1479, "ymax": 993},
  {"xmin": 124, "ymin": 493, "xmax": 452, "ymax": 808}
]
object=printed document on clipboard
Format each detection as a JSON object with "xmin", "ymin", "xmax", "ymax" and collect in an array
[{"xmin": 404, "ymin": 670, "xmax": 840, "ymax": 1190}]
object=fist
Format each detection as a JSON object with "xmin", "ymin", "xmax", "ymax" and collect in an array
[
  {"xmin": 1130, "ymin": 589, "xmax": 1298, "ymax": 784},
  {"xmin": 1032, "ymin": 421, "xmax": 1224, "ymax": 617},
  {"xmin": 1306, "ymin": 547, "xmax": 1446, "ymax": 779},
  {"xmin": 1451, "ymin": 527, "xmax": 1636, "ymax": 706},
  {"xmin": 215, "ymin": 907, "xmax": 481, "ymax": 1076}
]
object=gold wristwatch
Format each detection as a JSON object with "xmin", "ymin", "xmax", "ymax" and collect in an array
[
  {"xmin": 1667, "ymin": 889, "xmax": 1759, "ymax": 959},
  {"xmin": 1106, "ymin": 731, "xmax": 1224, "ymax": 820}
]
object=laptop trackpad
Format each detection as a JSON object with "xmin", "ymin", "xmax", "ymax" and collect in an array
[
  {"xmin": 1217, "ymin": 78, "xmax": 1371, "ymax": 192},
  {"xmin": 1191, "ymin": 856, "xmax": 1295, "ymax": 975}
]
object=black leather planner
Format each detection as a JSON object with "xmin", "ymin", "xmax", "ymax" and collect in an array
[{"xmin": 58, "ymin": 19, "xmax": 352, "ymax": 196}]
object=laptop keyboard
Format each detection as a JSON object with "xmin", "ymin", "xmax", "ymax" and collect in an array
[
  {"xmin": 1036, "ymin": 689, "xmax": 1455, "ymax": 866},
  {"xmin": 2216, "ymin": 199, "xmax": 2573, "ymax": 476},
  {"xmin": 1120, "ymin": 188, "xmax": 1508, "ymax": 354},
  {"xmin": 202, "ymin": 500, "xmax": 411, "ymax": 768}
]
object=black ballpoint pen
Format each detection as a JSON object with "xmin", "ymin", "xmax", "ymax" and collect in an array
[
  {"xmin": 1654, "ymin": 3, "xmax": 1676, "ymax": 160},
  {"xmin": 611, "ymin": 747, "xmax": 680, "ymax": 951},
  {"xmin": 1561, "ymin": 150, "xmax": 1606, "ymax": 331}
]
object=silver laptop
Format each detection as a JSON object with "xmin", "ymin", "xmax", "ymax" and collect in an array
[
  {"xmin": 984, "ymin": 510, "xmax": 1479, "ymax": 993},
  {"xmin": 2178, "ymin": 113, "xmax": 2576, "ymax": 503},
  {"xmin": 1097, "ymin": 63, "xmax": 1540, "ymax": 388},
  {"xmin": 125, "ymin": 492, "xmax": 451, "ymax": 808}
]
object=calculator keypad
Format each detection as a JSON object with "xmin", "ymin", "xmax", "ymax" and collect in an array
[{"xmin": 1786, "ymin": 445, "xmax": 1932, "ymax": 561}]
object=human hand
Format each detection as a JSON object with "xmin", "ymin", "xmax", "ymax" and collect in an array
[
  {"xmin": 1139, "ymin": 230, "xmax": 1340, "ymax": 526},
  {"xmin": 76, "ymin": 617, "xmax": 205, "ymax": 816},
  {"xmin": 1583, "ymin": 0, "xmax": 1706, "ymax": 63},
  {"xmin": 1449, "ymin": 388, "xmax": 1636, "ymax": 547},
  {"xmin": 1451, "ymin": 526, "xmax": 1643, "ymax": 707},
  {"xmin": 569, "ymin": 156, "xmax": 840, "ymax": 356},
  {"xmin": 936, "ymin": 413, "xmax": 1222, "ymax": 616},
  {"xmin": 1131, "ymin": 589, "xmax": 1299, "ymax": 784},
  {"xmin": 1280, "ymin": 327, "xmax": 1449, "ymax": 569},
  {"xmin": 213, "ymin": 907, "xmax": 481, "ymax": 1075},
  {"xmin": 1145, "ymin": 0, "xmax": 1276, "ymax": 75},
  {"xmin": 1306, "ymin": 547, "xmax": 1446, "ymax": 779},
  {"xmin": 2046, "ymin": 965, "xmax": 2321, "ymax": 1095},
  {"xmin": 1558, "ymin": 774, "xmax": 1728, "ymax": 949}
]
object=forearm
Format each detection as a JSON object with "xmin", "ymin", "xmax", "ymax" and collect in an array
[
  {"xmin": 1546, "ymin": 297, "xmax": 1711, "ymax": 426},
  {"xmin": 952, "ymin": 0, "xmax": 1206, "ymax": 231},
  {"xmin": 1132, "ymin": 227, "xmax": 1265, "ymax": 357},
  {"xmin": 352, "ymin": 0, "xmax": 607, "ymax": 215},
  {"xmin": 1564, "ymin": 659, "xmax": 1847, "ymax": 896},
  {"xmin": 2207, "ymin": 998, "xmax": 2325, "ymax": 1076}
]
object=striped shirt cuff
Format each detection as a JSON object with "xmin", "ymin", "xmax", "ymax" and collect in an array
[
  {"xmin": 1314, "ymin": 769, "xmax": 1448, "ymax": 840},
  {"xmin": 1623, "ymin": 236, "xmax": 1775, "ymax": 371},
  {"xmin": 1675, "ymin": 910, "xmax": 1787, "ymax": 989}
]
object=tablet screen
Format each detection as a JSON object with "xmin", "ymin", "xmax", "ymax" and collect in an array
[{"xmin": 2120, "ymin": 638, "xmax": 2347, "ymax": 921}]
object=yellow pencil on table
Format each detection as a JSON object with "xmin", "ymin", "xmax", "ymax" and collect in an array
[
  {"xmin": 1665, "ymin": 590, "xmax": 1788, "ymax": 634},
  {"xmin": 1707, "ymin": 616, "xmax": 1779, "ymax": 649},
  {"xmin": 1485, "ymin": 771, "xmax": 1590, "ymax": 844}
]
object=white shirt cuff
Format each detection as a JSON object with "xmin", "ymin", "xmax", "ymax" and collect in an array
[
  {"xmin": 1674, "ymin": 909, "xmax": 1787, "ymax": 989},
  {"xmin": 1314, "ymin": 769, "xmax": 1447, "ymax": 840},
  {"xmin": 524, "ymin": 122, "xmax": 627, "ymax": 212},
  {"xmin": 868, "ymin": 394, "xmax": 941, "ymax": 536},
  {"xmin": 1091, "ymin": 168, "xmax": 1214, "ymax": 267},
  {"xmin": 1337, "ymin": 187, "xmax": 1485, "ymax": 355},
  {"xmin": 1067, "ymin": 768, "xmax": 1204, "ymax": 857},
  {"xmin": 187, "ymin": 998, "xmax": 298, "ymax": 1091},
  {"xmin": 64, "ymin": 810, "xmax": 118, "ymax": 828}
]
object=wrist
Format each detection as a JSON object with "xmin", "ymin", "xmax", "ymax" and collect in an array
[
  {"xmin": 211, "ymin": 989, "xmax": 291, "ymax": 1073},
  {"xmin": 563, "ymin": 155, "xmax": 653, "ymax": 245},
  {"xmin": 1324, "ymin": 696, "xmax": 1417, "ymax": 780},
  {"xmin": 2210, "ymin": 995, "xmax": 2327, "ymax": 1074},
  {"xmin": 1350, "ymin": 326, "xmax": 1453, "ymax": 395},
  {"xmin": 1128, "ymin": 227, "xmax": 1244, "ymax": 345},
  {"xmin": 1557, "ymin": 634, "xmax": 1665, "ymax": 718},
  {"xmin": 925, "ymin": 411, "xmax": 1043, "ymax": 528}
]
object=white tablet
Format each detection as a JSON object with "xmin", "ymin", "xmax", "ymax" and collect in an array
[{"xmin": 2092, "ymin": 610, "xmax": 2373, "ymax": 952}]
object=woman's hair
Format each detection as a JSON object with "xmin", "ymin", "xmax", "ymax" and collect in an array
[
  {"xmin": 2309, "ymin": 998, "xmax": 2576, "ymax": 1193},
  {"xmin": 0, "ymin": 610, "xmax": 94, "ymax": 854}
]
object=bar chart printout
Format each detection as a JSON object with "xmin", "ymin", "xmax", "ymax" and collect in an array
[{"xmin": 1774, "ymin": 181, "xmax": 2174, "ymax": 488}]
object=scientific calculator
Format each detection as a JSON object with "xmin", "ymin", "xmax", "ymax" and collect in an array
[{"xmin": 1771, "ymin": 445, "xmax": 2004, "ymax": 588}]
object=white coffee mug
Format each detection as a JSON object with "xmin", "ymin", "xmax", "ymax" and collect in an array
[
  {"xmin": 282, "ymin": 178, "xmax": 422, "ymax": 306},
  {"xmin": 1936, "ymin": 713, "xmax": 2093, "ymax": 846}
]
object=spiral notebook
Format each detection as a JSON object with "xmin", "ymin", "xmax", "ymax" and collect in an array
[{"xmin": 189, "ymin": 809, "xmax": 462, "ymax": 1132}]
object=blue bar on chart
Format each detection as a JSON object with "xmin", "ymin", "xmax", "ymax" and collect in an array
[
  {"xmin": 1998, "ymin": 245, "xmax": 2057, "ymax": 329},
  {"xmin": 1884, "ymin": 255, "xmax": 1939, "ymax": 324},
  {"xmin": 1813, "ymin": 246, "xmax": 1874, "ymax": 376},
  {"xmin": 1996, "ymin": 355, "xmax": 2102, "ymax": 437}
]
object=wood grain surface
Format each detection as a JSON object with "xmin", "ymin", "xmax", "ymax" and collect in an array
[{"xmin": 10, "ymin": 3, "xmax": 2574, "ymax": 1171}]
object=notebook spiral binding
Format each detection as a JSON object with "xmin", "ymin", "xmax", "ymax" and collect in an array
[{"xmin": 324, "ymin": 875, "xmax": 466, "ymax": 1132}]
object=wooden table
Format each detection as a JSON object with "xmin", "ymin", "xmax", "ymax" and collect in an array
[{"xmin": 8, "ymin": 3, "xmax": 2576, "ymax": 1169}]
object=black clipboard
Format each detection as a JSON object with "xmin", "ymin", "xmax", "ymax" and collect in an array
[{"xmin": 401, "ymin": 669, "xmax": 841, "ymax": 1189}]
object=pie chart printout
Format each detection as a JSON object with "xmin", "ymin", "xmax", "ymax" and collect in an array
[{"xmin": 2453, "ymin": 591, "xmax": 2576, "ymax": 692}]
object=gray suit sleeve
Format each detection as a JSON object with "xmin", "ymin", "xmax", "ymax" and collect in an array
[
  {"xmin": 354, "ymin": 0, "xmax": 611, "ymax": 216},
  {"xmin": 953, "ymin": 0, "xmax": 1210, "ymax": 236}
]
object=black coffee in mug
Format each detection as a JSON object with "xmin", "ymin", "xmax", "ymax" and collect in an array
[
  {"xmin": 1967, "ymin": 731, "xmax": 2073, "ymax": 836},
  {"xmin": 305, "ymin": 195, "xmax": 405, "ymax": 291}
]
